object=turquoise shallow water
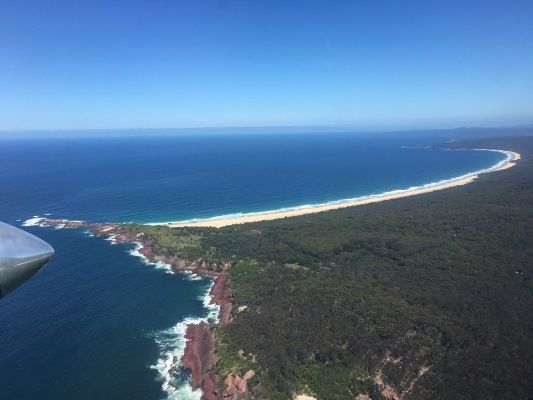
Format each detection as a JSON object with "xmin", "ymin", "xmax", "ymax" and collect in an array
[{"xmin": 0, "ymin": 132, "xmax": 505, "ymax": 399}]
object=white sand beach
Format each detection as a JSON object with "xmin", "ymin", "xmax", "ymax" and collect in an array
[{"xmin": 160, "ymin": 150, "xmax": 521, "ymax": 228}]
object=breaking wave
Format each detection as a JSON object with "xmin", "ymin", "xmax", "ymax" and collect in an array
[
  {"xmin": 146, "ymin": 149, "xmax": 513, "ymax": 226},
  {"xmin": 149, "ymin": 279, "xmax": 219, "ymax": 399}
]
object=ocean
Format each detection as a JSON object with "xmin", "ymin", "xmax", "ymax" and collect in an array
[{"xmin": 0, "ymin": 132, "xmax": 505, "ymax": 399}]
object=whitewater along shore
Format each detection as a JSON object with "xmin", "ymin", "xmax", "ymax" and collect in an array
[
  {"xmin": 23, "ymin": 218, "xmax": 238, "ymax": 399},
  {"xmin": 157, "ymin": 150, "xmax": 521, "ymax": 228},
  {"xmin": 21, "ymin": 148, "xmax": 521, "ymax": 399}
]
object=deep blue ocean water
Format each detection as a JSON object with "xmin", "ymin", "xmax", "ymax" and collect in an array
[{"xmin": 0, "ymin": 132, "xmax": 505, "ymax": 399}]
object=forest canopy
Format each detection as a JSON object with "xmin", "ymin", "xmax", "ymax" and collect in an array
[{"xmin": 127, "ymin": 136, "xmax": 533, "ymax": 399}]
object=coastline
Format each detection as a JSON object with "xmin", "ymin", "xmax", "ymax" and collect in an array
[
  {"xmin": 22, "ymin": 217, "xmax": 235, "ymax": 400},
  {"xmin": 155, "ymin": 149, "xmax": 521, "ymax": 228},
  {"xmin": 20, "ymin": 147, "xmax": 522, "ymax": 400}
]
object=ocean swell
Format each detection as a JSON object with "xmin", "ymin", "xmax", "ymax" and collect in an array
[
  {"xmin": 147, "ymin": 148, "xmax": 513, "ymax": 226},
  {"xmin": 122, "ymin": 241, "xmax": 220, "ymax": 399},
  {"xmin": 149, "ymin": 279, "xmax": 220, "ymax": 399}
]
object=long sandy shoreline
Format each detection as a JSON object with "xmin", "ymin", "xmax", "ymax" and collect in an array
[{"xmin": 158, "ymin": 150, "xmax": 521, "ymax": 228}]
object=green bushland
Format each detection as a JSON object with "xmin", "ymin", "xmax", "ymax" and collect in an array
[
  {"xmin": 127, "ymin": 136, "xmax": 533, "ymax": 399},
  {"xmin": 120, "ymin": 224, "xmax": 207, "ymax": 259}
]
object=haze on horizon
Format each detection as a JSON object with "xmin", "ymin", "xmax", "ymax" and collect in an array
[{"xmin": 1, "ymin": 0, "xmax": 533, "ymax": 132}]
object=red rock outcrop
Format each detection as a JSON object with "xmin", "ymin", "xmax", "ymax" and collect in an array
[
  {"xmin": 182, "ymin": 323, "xmax": 217, "ymax": 390},
  {"xmin": 210, "ymin": 273, "xmax": 233, "ymax": 325},
  {"xmin": 221, "ymin": 370, "xmax": 255, "ymax": 400},
  {"xmin": 36, "ymin": 218, "xmax": 244, "ymax": 399}
]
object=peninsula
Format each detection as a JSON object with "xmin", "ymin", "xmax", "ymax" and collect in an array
[{"xmin": 24, "ymin": 137, "xmax": 533, "ymax": 399}]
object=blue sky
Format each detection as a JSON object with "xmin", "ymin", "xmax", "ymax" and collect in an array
[{"xmin": 1, "ymin": 0, "xmax": 532, "ymax": 131}]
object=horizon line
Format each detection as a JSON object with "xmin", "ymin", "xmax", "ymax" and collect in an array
[{"xmin": 1, "ymin": 123, "xmax": 532, "ymax": 135}]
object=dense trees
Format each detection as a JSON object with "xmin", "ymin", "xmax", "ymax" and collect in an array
[{"xmin": 139, "ymin": 137, "xmax": 533, "ymax": 399}]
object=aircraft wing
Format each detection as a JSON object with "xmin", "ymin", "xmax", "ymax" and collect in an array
[{"xmin": 0, "ymin": 221, "xmax": 54, "ymax": 298}]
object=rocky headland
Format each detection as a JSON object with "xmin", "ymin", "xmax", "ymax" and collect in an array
[{"xmin": 27, "ymin": 217, "xmax": 247, "ymax": 399}]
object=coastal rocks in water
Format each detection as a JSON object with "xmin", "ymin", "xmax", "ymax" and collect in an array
[
  {"xmin": 210, "ymin": 273, "xmax": 233, "ymax": 325},
  {"xmin": 182, "ymin": 322, "xmax": 217, "ymax": 390},
  {"xmin": 33, "ymin": 217, "xmax": 243, "ymax": 399},
  {"xmin": 168, "ymin": 356, "xmax": 178, "ymax": 375},
  {"xmin": 200, "ymin": 372, "xmax": 219, "ymax": 400}
]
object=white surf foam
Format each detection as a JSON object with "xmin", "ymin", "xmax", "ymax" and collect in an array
[
  {"xmin": 22, "ymin": 216, "xmax": 85, "ymax": 228},
  {"xmin": 120, "ymin": 238, "xmax": 219, "ymax": 398},
  {"xmin": 104, "ymin": 234, "xmax": 117, "ymax": 245},
  {"xmin": 126, "ymin": 242, "xmax": 174, "ymax": 274},
  {"xmin": 127, "ymin": 243, "xmax": 205, "ymax": 281},
  {"xmin": 149, "ymin": 279, "xmax": 219, "ymax": 399},
  {"xmin": 200, "ymin": 283, "xmax": 220, "ymax": 324},
  {"xmin": 86, "ymin": 230, "xmax": 218, "ymax": 398},
  {"xmin": 22, "ymin": 216, "xmax": 46, "ymax": 227},
  {"xmin": 181, "ymin": 270, "xmax": 203, "ymax": 281},
  {"xmin": 149, "ymin": 316, "xmax": 204, "ymax": 400},
  {"xmin": 21, "ymin": 215, "xmax": 221, "ymax": 399},
  {"xmin": 147, "ymin": 148, "xmax": 513, "ymax": 227}
]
